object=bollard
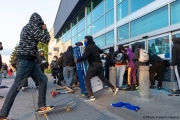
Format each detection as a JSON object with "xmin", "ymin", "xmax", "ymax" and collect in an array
[
  {"xmin": 109, "ymin": 67, "xmax": 116, "ymax": 87},
  {"xmin": 139, "ymin": 66, "xmax": 150, "ymax": 99}
]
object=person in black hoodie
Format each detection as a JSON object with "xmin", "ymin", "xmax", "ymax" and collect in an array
[
  {"xmin": 59, "ymin": 46, "xmax": 75, "ymax": 92},
  {"xmin": 50, "ymin": 56, "xmax": 59, "ymax": 84},
  {"xmin": 111, "ymin": 45, "xmax": 129, "ymax": 88},
  {"xmin": 37, "ymin": 49, "xmax": 48, "ymax": 72},
  {"xmin": 0, "ymin": 13, "xmax": 54, "ymax": 119},
  {"xmin": 74, "ymin": 36, "xmax": 118, "ymax": 101},
  {"xmin": 57, "ymin": 53, "xmax": 64, "ymax": 87},
  {"xmin": 149, "ymin": 54, "xmax": 164, "ymax": 90},
  {"xmin": 105, "ymin": 47, "xmax": 114, "ymax": 79},
  {"xmin": 170, "ymin": 37, "xmax": 180, "ymax": 93}
]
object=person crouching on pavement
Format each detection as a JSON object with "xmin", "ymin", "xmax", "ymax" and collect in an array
[{"xmin": 74, "ymin": 36, "xmax": 118, "ymax": 101}]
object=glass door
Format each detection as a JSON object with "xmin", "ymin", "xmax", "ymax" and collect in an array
[{"xmin": 129, "ymin": 40, "xmax": 146, "ymax": 52}]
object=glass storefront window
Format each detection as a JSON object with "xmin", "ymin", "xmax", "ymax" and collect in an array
[
  {"xmin": 72, "ymin": 35, "xmax": 77, "ymax": 45},
  {"xmin": 117, "ymin": 24, "xmax": 129, "ymax": 41},
  {"xmin": 92, "ymin": 2, "xmax": 104, "ymax": 22},
  {"xmin": 78, "ymin": 30, "xmax": 85, "ymax": 42},
  {"xmin": 67, "ymin": 24, "xmax": 71, "ymax": 31},
  {"xmin": 62, "ymin": 34, "xmax": 67, "ymax": 44},
  {"xmin": 106, "ymin": 9, "xmax": 114, "ymax": 27},
  {"xmin": 66, "ymin": 30, "xmax": 71, "ymax": 41},
  {"xmin": 106, "ymin": 30, "xmax": 114, "ymax": 45},
  {"xmin": 131, "ymin": 6, "xmax": 168, "ymax": 37},
  {"xmin": 78, "ymin": 19, "xmax": 85, "ymax": 33},
  {"xmin": 87, "ymin": 13, "xmax": 91, "ymax": 26},
  {"xmin": 92, "ymin": 0, "xmax": 103, "ymax": 9},
  {"xmin": 106, "ymin": 0, "xmax": 114, "ymax": 12},
  {"xmin": 72, "ymin": 18, "xmax": 77, "ymax": 27},
  {"xmin": 78, "ymin": 9, "xmax": 85, "ymax": 22},
  {"xmin": 87, "ymin": 25, "xmax": 92, "ymax": 35},
  {"xmin": 94, "ymin": 35, "xmax": 105, "ymax": 47},
  {"xmin": 92, "ymin": 16, "xmax": 104, "ymax": 35},
  {"xmin": 72, "ymin": 25, "xmax": 77, "ymax": 37},
  {"xmin": 173, "ymin": 33, "xmax": 180, "ymax": 39},
  {"xmin": 87, "ymin": 2, "xmax": 91, "ymax": 14},
  {"xmin": 148, "ymin": 36, "xmax": 170, "ymax": 58},
  {"xmin": 117, "ymin": 0, "xmax": 128, "ymax": 20},
  {"xmin": 117, "ymin": 0, "xmax": 123, "ymax": 5},
  {"xmin": 171, "ymin": 0, "xmax": 180, "ymax": 25},
  {"xmin": 130, "ymin": 0, "xmax": 154, "ymax": 13},
  {"xmin": 131, "ymin": 41, "xmax": 145, "ymax": 53}
]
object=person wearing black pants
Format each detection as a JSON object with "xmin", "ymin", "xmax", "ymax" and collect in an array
[
  {"xmin": 74, "ymin": 36, "xmax": 118, "ymax": 101},
  {"xmin": 149, "ymin": 55, "xmax": 164, "ymax": 90},
  {"xmin": 105, "ymin": 47, "xmax": 114, "ymax": 80},
  {"xmin": 57, "ymin": 53, "xmax": 64, "ymax": 86},
  {"xmin": 51, "ymin": 56, "xmax": 59, "ymax": 84}
]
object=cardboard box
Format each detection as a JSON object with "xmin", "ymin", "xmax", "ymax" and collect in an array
[{"xmin": 90, "ymin": 76, "xmax": 103, "ymax": 93}]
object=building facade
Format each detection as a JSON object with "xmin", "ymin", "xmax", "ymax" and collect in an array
[{"xmin": 51, "ymin": 0, "xmax": 180, "ymax": 89}]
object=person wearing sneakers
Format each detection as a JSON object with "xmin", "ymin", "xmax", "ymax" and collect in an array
[
  {"xmin": 50, "ymin": 56, "xmax": 59, "ymax": 84},
  {"xmin": 59, "ymin": 46, "xmax": 75, "ymax": 92},
  {"xmin": 0, "ymin": 13, "xmax": 54, "ymax": 120},
  {"xmin": 74, "ymin": 36, "xmax": 118, "ymax": 101}
]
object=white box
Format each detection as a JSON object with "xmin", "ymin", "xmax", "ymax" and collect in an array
[{"xmin": 90, "ymin": 76, "xmax": 103, "ymax": 93}]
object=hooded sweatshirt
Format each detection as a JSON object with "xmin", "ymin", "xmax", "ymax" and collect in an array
[
  {"xmin": 171, "ymin": 38, "xmax": 180, "ymax": 65},
  {"xmin": 16, "ymin": 13, "xmax": 50, "ymax": 60},
  {"xmin": 126, "ymin": 48, "xmax": 135, "ymax": 67},
  {"xmin": 77, "ymin": 36, "xmax": 103, "ymax": 65},
  {"xmin": 61, "ymin": 46, "xmax": 75, "ymax": 67},
  {"xmin": 111, "ymin": 44, "xmax": 129, "ymax": 65},
  {"xmin": 105, "ymin": 47, "xmax": 115, "ymax": 67},
  {"xmin": 132, "ymin": 42, "xmax": 148, "ymax": 68},
  {"xmin": 37, "ymin": 50, "xmax": 46, "ymax": 64}
]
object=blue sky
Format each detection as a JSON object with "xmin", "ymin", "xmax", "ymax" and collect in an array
[{"xmin": 0, "ymin": 0, "xmax": 61, "ymax": 55}]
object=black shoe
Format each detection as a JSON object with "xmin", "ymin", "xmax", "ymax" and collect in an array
[
  {"xmin": 84, "ymin": 96, "xmax": 96, "ymax": 101},
  {"xmin": 124, "ymin": 85, "xmax": 136, "ymax": 91},
  {"xmin": 150, "ymin": 85, "xmax": 156, "ymax": 89},
  {"xmin": 158, "ymin": 87, "xmax": 161, "ymax": 90},
  {"xmin": 53, "ymin": 80, "xmax": 56, "ymax": 84}
]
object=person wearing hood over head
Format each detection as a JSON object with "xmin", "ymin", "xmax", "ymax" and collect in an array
[
  {"xmin": 74, "ymin": 36, "xmax": 118, "ymax": 101},
  {"xmin": 170, "ymin": 37, "xmax": 180, "ymax": 93},
  {"xmin": 59, "ymin": 46, "xmax": 75, "ymax": 92},
  {"xmin": 105, "ymin": 47, "xmax": 115, "ymax": 79},
  {"xmin": 37, "ymin": 49, "xmax": 48, "ymax": 72},
  {"xmin": 0, "ymin": 13, "xmax": 54, "ymax": 119},
  {"xmin": 57, "ymin": 52, "xmax": 64, "ymax": 87},
  {"xmin": 50, "ymin": 56, "xmax": 59, "ymax": 84},
  {"xmin": 111, "ymin": 44, "xmax": 129, "ymax": 89},
  {"xmin": 124, "ymin": 48, "xmax": 136, "ymax": 90}
]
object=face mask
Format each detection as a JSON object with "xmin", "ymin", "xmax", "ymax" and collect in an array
[{"xmin": 84, "ymin": 41, "xmax": 87, "ymax": 46}]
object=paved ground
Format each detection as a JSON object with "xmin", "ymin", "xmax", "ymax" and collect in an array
[{"xmin": 0, "ymin": 75, "xmax": 180, "ymax": 120}]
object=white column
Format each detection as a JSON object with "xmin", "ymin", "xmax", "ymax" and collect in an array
[{"xmin": 114, "ymin": 0, "xmax": 117, "ymax": 51}]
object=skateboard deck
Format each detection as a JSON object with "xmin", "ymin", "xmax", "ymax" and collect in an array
[{"xmin": 35, "ymin": 101, "xmax": 76, "ymax": 117}]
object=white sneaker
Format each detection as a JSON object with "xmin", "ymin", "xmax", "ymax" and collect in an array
[
  {"xmin": 84, "ymin": 96, "xmax": 96, "ymax": 101},
  {"xmin": 113, "ymin": 88, "xmax": 118, "ymax": 95}
]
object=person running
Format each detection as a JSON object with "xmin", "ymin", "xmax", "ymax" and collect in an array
[
  {"xmin": 0, "ymin": 13, "xmax": 54, "ymax": 120},
  {"xmin": 74, "ymin": 36, "xmax": 118, "ymax": 101},
  {"xmin": 50, "ymin": 56, "xmax": 59, "ymax": 84}
]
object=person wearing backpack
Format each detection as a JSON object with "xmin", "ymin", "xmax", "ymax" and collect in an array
[
  {"xmin": 112, "ymin": 45, "xmax": 129, "ymax": 89},
  {"xmin": 132, "ymin": 42, "xmax": 149, "ymax": 86},
  {"xmin": 50, "ymin": 56, "xmax": 59, "ymax": 84}
]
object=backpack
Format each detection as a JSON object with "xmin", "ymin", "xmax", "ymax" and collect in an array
[{"xmin": 138, "ymin": 49, "xmax": 149, "ymax": 62}]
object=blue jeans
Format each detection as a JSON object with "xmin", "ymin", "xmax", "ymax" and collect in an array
[
  {"xmin": 0, "ymin": 59, "xmax": 48, "ymax": 117},
  {"xmin": 3, "ymin": 70, "xmax": 7, "ymax": 77},
  {"xmin": 63, "ymin": 67, "xmax": 74, "ymax": 87}
]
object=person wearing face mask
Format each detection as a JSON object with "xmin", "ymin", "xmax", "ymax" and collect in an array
[
  {"xmin": 50, "ymin": 56, "xmax": 59, "ymax": 84},
  {"xmin": 101, "ymin": 52, "xmax": 107, "ymax": 60},
  {"xmin": 74, "ymin": 36, "xmax": 118, "ymax": 101},
  {"xmin": 0, "ymin": 42, "xmax": 4, "ymax": 99}
]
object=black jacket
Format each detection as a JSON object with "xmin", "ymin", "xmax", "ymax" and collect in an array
[
  {"xmin": 0, "ymin": 54, "xmax": 2, "ymax": 68},
  {"xmin": 149, "ymin": 55, "xmax": 163, "ymax": 65},
  {"xmin": 105, "ymin": 47, "xmax": 114, "ymax": 67},
  {"xmin": 60, "ymin": 46, "xmax": 75, "ymax": 67},
  {"xmin": 57, "ymin": 55, "xmax": 63, "ymax": 68},
  {"xmin": 16, "ymin": 13, "xmax": 50, "ymax": 61},
  {"xmin": 132, "ymin": 42, "xmax": 148, "ymax": 68},
  {"xmin": 111, "ymin": 44, "xmax": 129, "ymax": 65},
  {"xmin": 171, "ymin": 38, "xmax": 180, "ymax": 65},
  {"xmin": 77, "ymin": 36, "xmax": 103, "ymax": 65}
]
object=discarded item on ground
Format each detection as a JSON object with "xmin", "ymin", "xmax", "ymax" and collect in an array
[
  {"xmin": 51, "ymin": 91, "xmax": 74, "ymax": 98},
  {"xmin": 111, "ymin": 102, "xmax": 140, "ymax": 112},
  {"xmin": 90, "ymin": 76, "xmax": 103, "ymax": 93},
  {"xmin": 0, "ymin": 86, "xmax": 9, "ymax": 89}
]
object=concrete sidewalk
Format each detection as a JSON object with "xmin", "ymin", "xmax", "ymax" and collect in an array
[{"xmin": 0, "ymin": 75, "xmax": 180, "ymax": 120}]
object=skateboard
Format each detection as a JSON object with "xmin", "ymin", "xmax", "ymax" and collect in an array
[
  {"xmin": 35, "ymin": 101, "xmax": 76, "ymax": 117},
  {"xmin": 51, "ymin": 91, "xmax": 74, "ymax": 98}
]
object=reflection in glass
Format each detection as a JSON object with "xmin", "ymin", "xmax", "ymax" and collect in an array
[
  {"xmin": 78, "ymin": 30, "xmax": 85, "ymax": 42},
  {"xmin": 92, "ymin": 16, "xmax": 104, "ymax": 35},
  {"xmin": 131, "ymin": 6, "xmax": 168, "ymax": 37},
  {"xmin": 130, "ymin": 0, "xmax": 154, "ymax": 13},
  {"xmin": 171, "ymin": 0, "xmax": 180, "ymax": 25},
  {"xmin": 92, "ymin": 0, "xmax": 103, "ymax": 9},
  {"xmin": 72, "ymin": 35, "xmax": 77, "ymax": 45},
  {"xmin": 87, "ymin": 13, "xmax": 91, "ymax": 26},
  {"xmin": 173, "ymin": 33, "xmax": 180, "ymax": 39},
  {"xmin": 72, "ymin": 25, "xmax": 77, "ymax": 37},
  {"xmin": 87, "ymin": 2, "xmax": 91, "ymax": 14},
  {"xmin": 94, "ymin": 35, "xmax": 105, "ymax": 47},
  {"xmin": 106, "ymin": 9, "xmax": 114, "ymax": 27},
  {"xmin": 66, "ymin": 30, "xmax": 71, "ymax": 41},
  {"xmin": 78, "ymin": 19, "xmax": 85, "ymax": 33},
  {"xmin": 106, "ymin": 0, "xmax": 114, "ymax": 12},
  {"xmin": 117, "ymin": 24, "xmax": 129, "ymax": 41},
  {"xmin": 106, "ymin": 30, "xmax": 114, "ymax": 45},
  {"xmin": 148, "ymin": 36, "xmax": 170, "ymax": 58},
  {"xmin": 72, "ymin": 18, "xmax": 77, "ymax": 27},
  {"xmin": 117, "ymin": 0, "xmax": 128, "ymax": 20},
  {"xmin": 62, "ymin": 34, "xmax": 66, "ymax": 44},
  {"xmin": 87, "ymin": 25, "xmax": 92, "ymax": 35},
  {"xmin": 131, "ymin": 41, "xmax": 145, "ymax": 53},
  {"xmin": 117, "ymin": 0, "xmax": 123, "ymax": 5},
  {"xmin": 78, "ymin": 9, "xmax": 85, "ymax": 22},
  {"xmin": 92, "ymin": 2, "xmax": 104, "ymax": 22}
]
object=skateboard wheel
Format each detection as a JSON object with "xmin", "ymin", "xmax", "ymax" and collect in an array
[
  {"xmin": 44, "ymin": 113, "xmax": 47, "ymax": 117},
  {"xmin": 66, "ymin": 107, "xmax": 70, "ymax": 112}
]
